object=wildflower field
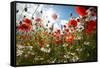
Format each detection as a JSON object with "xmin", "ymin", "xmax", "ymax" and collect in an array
[{"xmin": 16, "ymin": 3, "xmax": 97, "ymax": 65}]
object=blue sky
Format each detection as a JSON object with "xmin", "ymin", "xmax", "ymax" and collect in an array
[
  {"xmin": 50, "ymin": 5, "xmax": 79, "ymax": 20},
  {"xmin": 16, "ymin": 3, "xmax": 79, "ymax": 22}
]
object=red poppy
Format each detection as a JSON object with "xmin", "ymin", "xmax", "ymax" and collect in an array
[
  {"xmin": 64, "ymin": 25, "xmax": 66, "ymax": 28},
  {"xmin": 52, "ymin": 13, "xmax": 57, "ymax": 20},
  {"xmin": 55, "ymin": 33, "xmax": 61, "ymax": 39},
  {"xmin": 35, "ymin": 17, "xmax": 42, "ymax": 22},
  {"xmin": 68, "ymin": 19, "xmax": 77, "ymax": 27},
  {"xmin": 65, "ymin": 29, "xmax": 69, "ymax": 33},
  {"xmin": 23, "ymin": 18, "xmax": 32, "ymax": 24},
  {"xmin": 52, "ymin": 32, "xmax": 57, "ymax": 36},
  {"xmin": 75, "ymin": 6, "xmax": 88, "ymax": 16},
  {"xmin": 76, "ymin": 18, "xmax": 80, "ymax": 22},
  {"xmin": 53, "ymin": 30, "xmax": 61, "ymax": 38},
  {"xmin": 39, "ymin": 41, "xmax": 44, "ymax": 47},
  {"xmin": 86, "ymin": 20, "xmax": 96, "ymax": 33},
  {"xmin": 18, "ymin": 23, "xmax": 32, "ymax": 31},
  {"xmin": 91, "ymin": 13, "xmax": 96, "ymax": 16},
  {"xmin": 65, "ymin": 34, "xmax": 74, "ymax": 42},
  {"xmin": 57, "ymin": 29, "xmax": 61, "ymax": 34}
]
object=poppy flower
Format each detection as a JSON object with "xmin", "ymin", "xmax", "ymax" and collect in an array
[
  {"xmin": 68, "ymin": 19, "xmax": 77, "ymax": 27},
  {"xmin": 53, "ymin": 29, "xmax": 61, "ymax": 38},
  {"xmin": 23, "ymin": 18, "xmax": 32, "ymax": 24},
  {"xmin": 76, "ymin": 18, "xmax": 80, "ymax": 22},
  {"xmin": 18, "ymin": 23, "xmax": 32, "ymax": 31},
  {"xmin": 64, "ymin": 25, "xmax": 66, "ymax": 28},
  {"xmin": 52, "ymin": 13, "xmax": 57, "ymax": 20},
  {"xmin": 75, "ymin": 6, "xmax": 88, "ymax": 16},
  {"xmin": 39, "ymin": 41, "xmax": 44, "ymax": 47},
  {"xmin": 52, "ymin": 32, "xmax": 57, "ymax": 36},
  {"xmin": 86, "ymin": 20, "xmax": 96, "ymax": 33},
  {"xmin": 55, "ymin": 33, "xmax": 61, "ymax": 38},
  {"xmin": 35, "ymin": 17, "xmax": 42, "ymax": 22},
  {"xmin": 65, "ymin": 34, "xmax": 74, "ymax": 42},
  {"xmin": 57, "ymin": 29, "xmax": 61, "ymax": 34},
  {"xmin": 65, "ymin": 29, "xmax": 69, "ymax": 33},
  {"xmin": 91, "ymin": 13, "xmax": 96, "ymax": 16}
]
